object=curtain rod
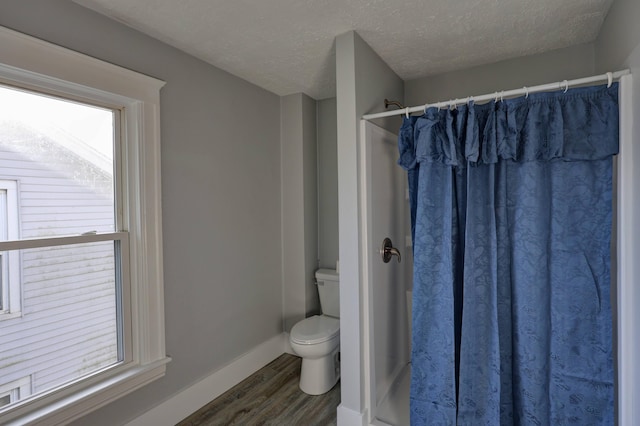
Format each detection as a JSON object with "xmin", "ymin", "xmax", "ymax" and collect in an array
[{"xmin": 362, "ymin": 69, "xmax": 630, "ymax": 121}]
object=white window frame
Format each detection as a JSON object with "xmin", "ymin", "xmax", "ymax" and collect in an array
[
  {"xmin": 0, "ymin": 377, "xmax": 32, "ymax": 408},
  {"xmin": 0, "ymin": 180, "xmax": 20, "ymax": 319},
  {"xmin": 0, "ymin": 26, "xmax": 169, "ymax": 425}
]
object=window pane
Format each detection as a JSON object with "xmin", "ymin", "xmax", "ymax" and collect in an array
[
  {"xmin": 0, "ymin": 241, "xmax": 120, "ymax": 409},
  {"xmin": 0, "ymin": 84, "xmax": 115, "ymax": 238}
]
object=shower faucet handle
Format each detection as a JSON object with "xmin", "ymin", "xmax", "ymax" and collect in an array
[{"xmin": 381, "ymin": 237, "xmax": 401, "ymax": 263}]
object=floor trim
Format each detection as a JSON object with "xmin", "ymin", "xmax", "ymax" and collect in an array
[{"xmin": 125, "ymin": 333, "xmax": 287, "ymax": 426}]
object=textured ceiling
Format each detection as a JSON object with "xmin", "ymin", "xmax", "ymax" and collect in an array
[{"xmin": 73, "ymin": 0, "xmax": 614, "ymax": 100}]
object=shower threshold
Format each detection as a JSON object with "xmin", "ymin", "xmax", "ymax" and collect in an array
[{"xmin": 375, "ymin": 363, "xmax": 410, "ymax": 426}]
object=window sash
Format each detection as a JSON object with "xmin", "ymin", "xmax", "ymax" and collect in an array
[
  {"xmin": 0, "ymin": 230, "xmax": 133, "ymax": 361},
  {"xmin": 0, "ymin": 232, "xmax": 128, "ymax": 252},
  {"xmin": 0, "ymin": 232, "xmax": 134, "ymax": 413}
]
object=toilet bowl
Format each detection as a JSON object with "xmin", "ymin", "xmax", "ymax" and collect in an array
[
  {"xmin": 290, "ymin": 315, "xmax": 340, "ymax": 395},
  {"xmin": 289, "ymin": 268, "xmax": 341, "ymax": 395}
]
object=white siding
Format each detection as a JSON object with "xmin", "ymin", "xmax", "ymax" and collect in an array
[{"xmin": 0, "ymin": 119, "xmax": 117, "ymax": 398}]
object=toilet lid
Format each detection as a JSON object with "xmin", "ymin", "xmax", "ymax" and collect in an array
[{"xmin": 290, "ymin": 315, "xmax": 339, "ymax": 345}]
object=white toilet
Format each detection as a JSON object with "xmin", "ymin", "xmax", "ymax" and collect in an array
[{"xmin": 289, "ymin": 269, "xmax": 340, "ymax": 395}]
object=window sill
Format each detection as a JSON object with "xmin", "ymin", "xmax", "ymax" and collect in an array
[
  {"xmin": 2, "ymin": 356, "xmax": 172, "ymax": 426},
  {"xmin": 0, "ymin": 311, "xmax": 22, "ymax": 322}
]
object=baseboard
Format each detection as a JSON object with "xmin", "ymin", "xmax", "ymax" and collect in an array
[
  {"xmin": 125, "ymin": 333, "xmax": 287, "ymax": 426},
  {"xmin": 337, "ymin": 403, "xmax": 368, "ymax": 426}
]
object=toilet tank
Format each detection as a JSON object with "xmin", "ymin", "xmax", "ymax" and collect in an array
[{"xmin": 316, "ymin": 269, "xmax": 340, "ymax": 318}]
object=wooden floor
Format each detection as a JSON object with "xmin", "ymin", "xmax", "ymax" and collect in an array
[{"xmin": 177, "ymin": 354, "xmax": 341, "ymax": 426}]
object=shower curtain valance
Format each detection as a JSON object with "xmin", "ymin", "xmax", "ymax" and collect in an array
[{"xmin": 398, "ymin": 84, "xmax": 619, "ymax": 168}]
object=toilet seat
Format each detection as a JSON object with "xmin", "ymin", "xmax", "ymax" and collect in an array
[{"xmin": 290, "ymin": 315, "xmax": 339, "ymax": 345}]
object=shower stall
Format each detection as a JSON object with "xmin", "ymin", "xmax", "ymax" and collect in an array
[
  {"xmin": 360, "ymin": 121, "xmax": 411, "ymax": 426},
  {"xmin": 354, "ymin": 72, "xmax": 635, "ymax": 425}
]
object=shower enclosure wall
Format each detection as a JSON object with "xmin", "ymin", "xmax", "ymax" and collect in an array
[{"xmin": 360, "ymin": 121, "xmax": 412, "ymax": 426}]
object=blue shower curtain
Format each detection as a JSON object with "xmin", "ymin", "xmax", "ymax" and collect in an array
[{"xmin": 399, "ymin": 84, "xmax": 619, "ymax": 425}]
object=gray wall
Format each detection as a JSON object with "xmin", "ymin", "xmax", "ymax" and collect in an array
[
  {"xmin": 317, "ymin": 98, "xmax": 339, "ymax": 270},
  {"xmin": 0, "ymin": 1, "xmax": 283, "ymax": 425},
  {"xmin": 595, "ymin": 0, "xmax": 640, "ymax": 422},
  {"xmin": 595, "ymin": 0, "xmax": 640, "ymax": 73},
  {"xmin": 335, "ymin": 30, "xmax": 404, "ymax": 422},
  {"xmin": 281, "ymin": 93, "xmax": 319, "ymax": 332},
  {"xmin": 302, "ymin": 96, "xmax": 320, "ymax": 317},
  {"xmin": 405, "ymin": 43, "xmax": 596, "ymax": 105}
]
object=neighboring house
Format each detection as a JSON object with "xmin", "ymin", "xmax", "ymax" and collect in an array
[{"xmin": 0, "ymin": 118, "xmax": 117, "ymax": 405}]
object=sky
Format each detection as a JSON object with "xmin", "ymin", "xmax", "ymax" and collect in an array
[{"xmin": 0, "ymin": 84, "xmax": 114, "ymax": 161}]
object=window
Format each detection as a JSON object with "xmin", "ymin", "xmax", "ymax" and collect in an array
[
  {"xmin": 0, "ymin": 26, "xmax": 168, "ymax": 425},
  {"xmin": 0, "ymin": 180, "xmax": 20, "ymax": 318},
  {"xmin": 0, "ymin": 377, "xmax": 31, "ymax": 409},
  {"xmin": 0, "ymin": 80, "xmax": 121, "ymax": 405}
]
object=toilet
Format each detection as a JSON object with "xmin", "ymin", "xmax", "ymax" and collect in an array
[{"xmin": 289, "ymin": 269, "xmax": 340, "ymax": 395}]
